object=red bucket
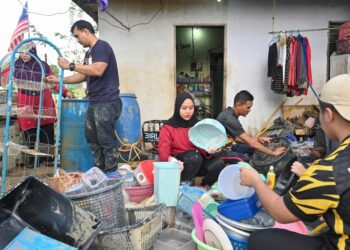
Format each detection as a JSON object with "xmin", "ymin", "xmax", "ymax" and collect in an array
[{"xmin": 139, "ymin": 160, "xmax": 155, "ymax": 184}]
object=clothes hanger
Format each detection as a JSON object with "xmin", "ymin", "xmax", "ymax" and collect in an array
[{"xmin": 268, "ymin": 33, "xmax": 279, "ymax": 47}]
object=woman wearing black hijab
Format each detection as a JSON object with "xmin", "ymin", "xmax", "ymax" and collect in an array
[{"xmin": 158, "ymin": 93, "xmax": 204, "ymax": 183}]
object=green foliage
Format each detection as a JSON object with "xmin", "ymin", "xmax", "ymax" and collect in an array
[{"xmin": 50, "ymin": 64, "xmax": 59, "ymax": 75}]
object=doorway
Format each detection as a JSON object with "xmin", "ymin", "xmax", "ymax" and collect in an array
[{"xmin": 176, "ymin": 26, "xmax": 224, "ymax": 120}]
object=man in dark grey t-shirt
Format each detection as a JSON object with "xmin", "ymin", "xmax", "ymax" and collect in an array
[
  {"xmin": 217, "ymin": 90, "xmax": 285, "ymax": 157},
  {"xmin": 46, "ymin": 20, "xmax": 121, "ymax": 172}
]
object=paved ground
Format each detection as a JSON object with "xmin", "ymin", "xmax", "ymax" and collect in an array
[{"xmin": 0, "ymin": 164, "xmax": 54, "ymax": 193}]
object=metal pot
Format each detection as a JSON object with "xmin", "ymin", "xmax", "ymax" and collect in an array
[
  {"xmin": 216, "ymin": 216, "xmax": 250, "ymax": 241},
  {"xmin": 217, "ymin": 209, "xmax": 275, "ymax": 232}
]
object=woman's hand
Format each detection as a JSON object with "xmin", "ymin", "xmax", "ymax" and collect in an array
[
  {"xmin": 168, "ymin": 156, "xmax": 184, "ymax": 171},
  {"xmin": 240, "ymin": 167, "xmax": 261, "ymax": 188},
  {"xmin": 291, "ymin": 161, "xmax": 306, "ymax": 177},
  {"xmin": 207, "ymin": 146, "xmax": 217, "ymax": 154}
]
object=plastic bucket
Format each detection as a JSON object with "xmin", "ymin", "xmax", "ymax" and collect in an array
[
  {"xmin": 115, "ymin": 94, "xmax": 142, "ymax": 163},
  {"xmin": 189, "ymin": 118, "xmax": 227, "ymax": 152},
  {"xmin": 191, "ymin": 230, "xmax": 219, "ymax": 250},
  {"xmin": 139, "ymin": 160, "xmax": 155, "ymax": 184},
  {"xmin": 61, "ymin": 99, "xmax": 93, "ymax": 172},
  {"xmin": 218, "ymin": 164, "xmax": 255, "ymax": 200},
  {"xmin": 154, "ymin": 162, "xmax": 181, "ymax": 206},
  {"xmin": 237, "ymin": 162, "xmax": 267, "ymax": 182}
]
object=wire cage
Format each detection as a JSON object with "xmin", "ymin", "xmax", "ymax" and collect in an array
[
  {"xmin": 251, "ymin": 137, "xmax": 294, "ymax": 176},
  {"xmin": 91, "ymin": 204, "xmax": 165, "ymax": 250},
  {"xmin": 0, "ymin": 38, "xmax": 65, "ymax": 194}
]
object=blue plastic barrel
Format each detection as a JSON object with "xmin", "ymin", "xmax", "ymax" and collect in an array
[
  {"xmin": 60, "ymin": 99, "xmax": 93, "ymax": 172},
  {"xmin": 115, "ymin": 93, "xmax": 142, "ymax": 162},
  {"xmin": 60, "ymin": 94, "xmax": 141, "ymax": 171}
]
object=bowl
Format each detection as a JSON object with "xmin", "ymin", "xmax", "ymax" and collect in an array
[
  {"xmin": 189, "ymin": 118, "xmax": 227, "ymax": 152},
  {"xmin": 218, "ymin": 164, "xmax": 255, "ymax": 200}
]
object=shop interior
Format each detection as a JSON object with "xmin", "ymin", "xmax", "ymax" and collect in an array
[{"xmin": 176, "ymin": 26, "xmax": 224, "ymax": 120}]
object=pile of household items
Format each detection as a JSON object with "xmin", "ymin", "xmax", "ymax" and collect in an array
[{"xmin": 1, "ymin": 117, "xmax": 320, "ymax": 250}]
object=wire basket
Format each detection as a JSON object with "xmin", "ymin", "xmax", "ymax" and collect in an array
[
  {"xmin": 48, "ymin": 168, "xmax": 83, "ymax": 193},
  {"xmin": 91, "ymin": 204, "xmax": 165, "ymax": 250},
  {"xmin": 251, "ymin": 137, "xmax": 294, "ymax": 176},
  {"xmin": 66, "ymin": 178, "xmax": 127, "ymax": 231}
]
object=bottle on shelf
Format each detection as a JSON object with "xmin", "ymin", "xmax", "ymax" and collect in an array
[{"xmin": 266, "ymin": 166, "xmax": 276, "ymax": 190}]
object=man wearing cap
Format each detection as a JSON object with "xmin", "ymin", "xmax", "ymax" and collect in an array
[{"xmin": 240, "ymin": 74, "xmax": 350, "ymax": 250}]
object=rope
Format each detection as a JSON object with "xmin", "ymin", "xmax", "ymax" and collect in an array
[
  {"xmin": 272, "ymin": 0, "xmax": 276, "ymax": 32},
  {"xmin": 114, "ymin": 131, "xmax": 143, "ymax": 163}
]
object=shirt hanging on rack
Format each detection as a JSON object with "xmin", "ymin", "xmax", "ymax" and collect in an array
[{"xmin": 267, "ymin": 34, "xmax": 313, "ymax": 97}]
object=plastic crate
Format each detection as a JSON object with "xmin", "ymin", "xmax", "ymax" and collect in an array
[
  {"xmin": 82, "ymin": 167, "xmax": 107, "ymax": 189},
  {"xmin": 177, "ymin": 185, "xmax": 205, "ymax": 216},
  {"xmin": 218, "ymin": 193, "xmax": 262, "ymax": 221},
  {"xmin": 0, "ymin": 176, "xmax": 102, "ymax": 250},
  {"xmin": 4, "ymin": 227, "xmax": 77, "ymax": 250},
  {"xmin": 107, "ymin": 168, "xmax": 137, "ymax": 187},
  {"xmin": 66, "ymin": 178, "xmax": 126, "ymax": 231},
  {"xmin": 153, "ymin": 228, "xmax": 195, "ymax": 250},
  {"xmin": 91, "ymin": 204, "xmax": 165, "ymax": 250}
]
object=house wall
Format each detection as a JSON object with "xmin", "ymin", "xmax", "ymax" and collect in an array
[{"xmin": 98, "ymin": 0, "xmax": 350, "ymax": 134}]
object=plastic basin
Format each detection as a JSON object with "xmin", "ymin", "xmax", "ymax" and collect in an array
[
  {"xmin": 191, "ymin": 230, "xmax": 219, "ymax": 250},
  {"xmin": 189, "ymin": 118, "xmax": 227, "ymax": 152},
  {"xmin": 274, "ymin": 221, "xmax": 308, "ymax": 235},
  {"xmin": 218, "ymin": 164, "xmax": 255, "ymax": 200}
]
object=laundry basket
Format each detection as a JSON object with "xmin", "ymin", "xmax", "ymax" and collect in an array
[
  {"xmin": 154, "ymin": 162, "xmax": 181, "ymax": 206},
  {"xmin": 66, "ymin": 178, "xmax": 126, "ymax": 231},
  {"xmin": 251, "ymin": 137, "xmax": 294, "ymax": 176},
  {"xmin": 91, "ymin": 204, "xmax": 165, "ymax": 250}
]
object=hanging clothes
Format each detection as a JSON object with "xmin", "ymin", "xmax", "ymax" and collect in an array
[{"xmin": 267, "ymin": 34, "xmax": 313, "ymax": 97}]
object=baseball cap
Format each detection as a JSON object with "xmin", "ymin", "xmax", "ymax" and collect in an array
[{"xmin": 319, "ymin": 74, "xmax": 350, "ymax": 121}]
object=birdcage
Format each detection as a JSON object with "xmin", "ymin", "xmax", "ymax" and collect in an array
[{"xmin": 0, "ymin": 38, "xmax": 65, "ymax": 193}]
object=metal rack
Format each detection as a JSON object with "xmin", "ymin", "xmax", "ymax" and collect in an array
[{"xmin": 0, "ymin": 38, "xmax": 65, "ymax": 194}]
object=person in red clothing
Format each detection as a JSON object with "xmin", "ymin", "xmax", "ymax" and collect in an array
[
  {"xmin": 1, "ymin": 44, "xmax": 73, "ymax": 167},
  {"xmin": 158, "ymin": 93, "xmax": 204, "ymax": 183},
  {"xmin": 159, "ymin": 93, "xmax": 224, "ymax": 185}
]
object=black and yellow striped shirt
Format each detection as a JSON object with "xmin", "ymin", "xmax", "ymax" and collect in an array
[{"xmin": 284, "ymin": 136, "xmax": 350, "ymax": 250}]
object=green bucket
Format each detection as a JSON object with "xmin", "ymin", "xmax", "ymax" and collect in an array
[{"xmin": 191, "ymin": 229, "xmax": 219, "ymax": 250}]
